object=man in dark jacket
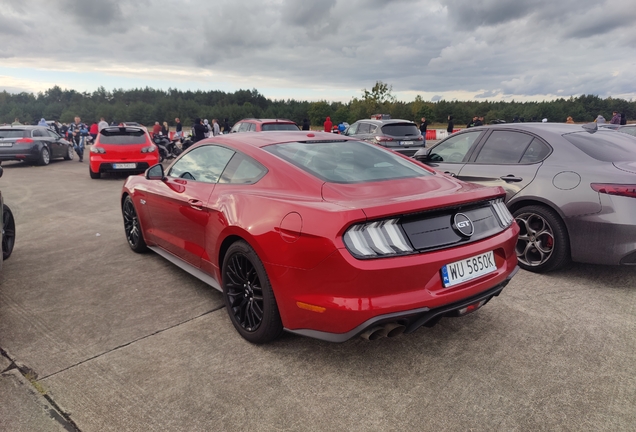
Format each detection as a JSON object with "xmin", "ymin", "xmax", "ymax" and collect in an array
[
  {"xmin": 474, "ymin": 116, "xmax": 484, "ymax": 127},
  {"xmin": 610, "ymin": 111, "xmax": 621, "ymax": 125},
  {"xmin": 192, "ymin": 118, "xmax": 207, "ymax": 142},
  {"xmin": 446, "ymin": 115, "xmax": 454, "ymax": 133},
  {"xmin": 419, "ymin": 117, "xmax": 427, "ymax": 143},
  {"xmin": 620, "ymin": 113, "xmax": 627, "ymax": 126},
  {"xmin": 302, "ymin": 119, "xmax": 310, "ymax": 131},
  {"xmin": 67, "ymin": 116, "xmax": 89, "ymax": 162}
]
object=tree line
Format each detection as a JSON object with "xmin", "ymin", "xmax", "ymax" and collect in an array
[{"xmin": 0, "ymin": 82, "xmax": 633, "ymax": 128}]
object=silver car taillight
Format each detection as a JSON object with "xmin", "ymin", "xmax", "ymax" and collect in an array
[
  {"xmin": 343, "ymin": 219, "xmax": 414, "ymax": 258},
  {"xmin": 491, "ymin": 199, "xmax": 514, "ymax": 227}
]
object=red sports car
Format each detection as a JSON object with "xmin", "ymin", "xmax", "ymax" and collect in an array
[
  {"xmin": 121, "ymin": 131, "xmax": 519, "ymax": 343},
  {"xmin": 90, "ymin": 126, "xmax": 159, "ymax": 179}
]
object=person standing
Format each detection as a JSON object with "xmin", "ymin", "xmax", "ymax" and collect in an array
[
  {"xmin": 89, "ymin": 122, "xmax": 99, "ymax": 144},
  {"xmin": 323, "ymin": 116, "xmax": 332, "ymax": 133},
  {"xmin": 476, "ymin": 116, "xmax": 484, "ymax": 126},
  {"xmin": 223, "ymin": 118, "xmax": 231, "ymax": 134},
  {"xmin": 192, "ymin": 118, "xmax": 207, "ymax": 142},
  {"xmin": 151, "ymin": 121, "xmax": 161, "ymax": 137},
  {"xmin": 446, "ymin": 115, "xmax": 454, "ymax": 134},
  {"xmin": 98, "ymin": 117, "xmax": 109, "ymax": 132},
  {"xmin": 175, "ymin": 117, "xmax": 183, "ymax": 138},
  {"xmin": 610, "ymin": 111, "xmax": 621, "ymax": 125},
  {"xmin": 67, "ymin": 116, "xmax": 88, "ymax": 162},
  {"xmin": 620, "ymin": 112, "xmax": 627, "ymax": 126},
  {"xmin": 38, "ymin": 118, "xmax": 47, "ymax": 127},
  {"xmin": 595, "ymin": 115, "xmax": 606, "ymax": 124},
  {"xmin": 566, "ymin": 116, "xmax": 574, "ymax": 124},
  {"xmin": 302, "ymin": 119, "xmax": 310, "ymax": 130},
  {"xmin": 466, "ymin": 116, "xmax": 477, "ymax": 128},
  {"xmin": 419, "ymin": 117, "xmax": 428, "ymax": 144},
  {"xmin": 60, "ymin": 122, "xmax": 69, "ymax": 138},
  {"xmin": 161, "ymin": 121, "xmax": 169, "ymax": 136},
  {"xmin": 12, "ymin": 118, "xmax": 22, "ymax": 126},
  {"xmin": 213, "ymin": 119, "xmax": 221, "ymax": 136}
]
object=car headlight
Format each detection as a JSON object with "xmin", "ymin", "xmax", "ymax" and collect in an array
[
  {"xmin": 343, "ymin": 219, "xmax": 414, "ymax": 259},
  {"xmin": 490, "ymin": 199, "xmax": 514, "ymax": 227}
]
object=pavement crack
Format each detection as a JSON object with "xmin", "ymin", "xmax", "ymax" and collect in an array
[{"xmin": 39, "ymin": 305, "xmax": 225, "ymax": 381}]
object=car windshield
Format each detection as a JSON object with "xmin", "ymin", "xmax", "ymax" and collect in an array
[
  {"xmin": 0, "ymin": 129, "xmax": 25, "ymax": 139},
  {"xmin": 562, "ymin": 131, "xmax": 636, "ymax": 162},
  {"xmin": 99, "ymin": 128, "xmax": 147, "ymax": 145},
  {"xmin": 381, "ymin": 123, "xmax": 420, "ymax": 137},
  {"xmin": 261, "ymin": 123, "xmax": 299, "ymax": 131},
  {"xmin": 266, "ymin": 140, "xmax": 432, "ymax": 184}
]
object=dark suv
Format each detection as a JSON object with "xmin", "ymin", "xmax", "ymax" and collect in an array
[
  {"xmin": 344, "ymin": 118, "xmax": 423, "ymax": 156},
  {"xmin": 230, "ymin": 119, "xmax": 300, "ymax": 133}
]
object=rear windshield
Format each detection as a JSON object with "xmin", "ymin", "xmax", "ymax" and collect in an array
[
  {"xmin": 266, "ymin": 140, "xmax": 432, "ymax": 184},
  {"xmin": 261, "ymin": 123, "xmax": 299, "ymax": 131},
  {"xmin": 0, "ymin": 130, "xmax": 25, "ymax": 139},
  {"xmin": 381, "ymin": 123, "xmax": 420, "ymax": 137},
  {"xmin": 562, "ymin": 131, "xmax": 636, "ymax": 162},
  {"xmin": 99, "ymin": 128, "xmax": 147, "ymax": 145}
]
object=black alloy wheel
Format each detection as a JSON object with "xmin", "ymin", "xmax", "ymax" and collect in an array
[
  {"xmin": 513, "ymin": 205, "xmax": 569, "ymax": 273},
  {"xmin": 122, "ymin": 196, "xmax": 147, "ymax": 253},
  {"xmin": 2, "ymin": 204, "xmax": 15, "ymax": 260},
  {"xmin": 222, "ymin": 241, "xmax": 283, "ymax": 344}
]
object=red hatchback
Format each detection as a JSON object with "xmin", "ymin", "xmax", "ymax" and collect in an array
[
  {"xmin": 89, "ymin": 126, "xmax": 159, "ymax": 179},
  {"xmin": 121, "ymin": 132, "xmax": 519, "ymax": 343}
]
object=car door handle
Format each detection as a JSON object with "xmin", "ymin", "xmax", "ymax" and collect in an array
[
  {"xmin": 444, "ymin": 171, "xmax": 457, "ymax": 177},
  {"xmin": 500, "ymin": 175, "xmax": 523, "ymax": 182},
  {"xmin": 188, "ymin": 199, "xmax": 204, "ymax": 210}
]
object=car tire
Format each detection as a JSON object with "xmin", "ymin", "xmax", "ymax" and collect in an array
[
  {"xmin": 2, "ymin": 204, "xmax": 15, "ymax": 260},
  {"xmin": 513, "ymin": 205, "xmax": 570, "ymax": 273},
  {"xmin": 89, "ymin": 168, "xmax": 100, "ymax": 179},
  {"xmin": 222, "ymin": 240, "xmax": 283, "ymax": 344},
  {"xmin": 122, "ymin": 195, "xmax": 148, "ymax": 253},
  {"xmin": 38, "ymin": 147, "xmax": 50, "ymax": 166},
  {"xmin": 63, "ymin": 145, "xmax": 74, "ymax": 160}
]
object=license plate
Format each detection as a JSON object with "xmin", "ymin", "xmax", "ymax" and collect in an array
[
  {"xmin": 113, "ymin": 163, "xmax": 136, "ymax": 169},
  {"xmin": 0, "ymin": 143, "xmax": 13, "ymax": 147},
  {"xmin": 441, "ymin": 251, "xmax": 496, "ymax": 287},
  {"xmin": 399, "ymin": 141, "xmax": 414, "ymax": 145}
]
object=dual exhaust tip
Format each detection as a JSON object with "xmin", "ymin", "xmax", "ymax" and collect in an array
[{"xmin": 360, "ymin": 323, "xmax": 406, "ymax": 341}]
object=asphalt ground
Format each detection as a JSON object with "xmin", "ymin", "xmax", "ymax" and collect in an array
[{"xmin": 0, "ymin": 155, "xmax": 635, "ymax": 431}]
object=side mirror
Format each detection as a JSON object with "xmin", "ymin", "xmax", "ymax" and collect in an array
[
  {"xmin": 413, "ymin": 147, "xmax": 431, "ymax": 161},
  {"xmin": 146, "ymin": 164, "xmax": 165, "ymax": 180}
]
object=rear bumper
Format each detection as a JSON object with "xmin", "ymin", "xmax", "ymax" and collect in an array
[
  {"xmin": 287, "ymin": 267, "xmax": 518, "ymax": 342},
  {"xmin": 0, "ymin": 146, "xmax": 40, "ymax": 162},
  {"xmin": 270, "ymin": 223, "xmax": 519, "ymax": 338},
  {"xmin": 92, "ymin": 162, "xmax": 152, "ymax": 173}
]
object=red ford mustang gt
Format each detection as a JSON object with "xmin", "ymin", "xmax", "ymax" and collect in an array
[{"xmin": 121, "ymin": 131, "xmax": 519, "ymax": 343}]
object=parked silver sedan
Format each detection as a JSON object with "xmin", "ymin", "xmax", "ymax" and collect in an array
[{"xmin": 414, "ymin": 123, "xmax": 636, "ymax": 272}]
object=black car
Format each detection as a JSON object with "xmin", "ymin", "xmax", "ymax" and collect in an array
[
  {"xmin": 343, "ymin": 118, "xmax": 424, "ymax": 156},
  {"xmin": 1, "ymin": 166, "xmax": 15, "ymax": 267},
  {"xmin": 0, "ymin": 126, "xmax": 74, "ymax": 165}
]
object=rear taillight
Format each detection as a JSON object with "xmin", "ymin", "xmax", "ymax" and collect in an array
[
  {"xmin": 16, "ymin": 138, "xmax": 34, "ymax": 144},
  {"xmin": 90, "ymin": 146, "xmax": 106, "ymax": 154},
  {"xmin": 490, "ymin": 199, "xmax": 514, "ymax": 227},
  {"xmin": 343, "ymin": 219, "xmax": 414, "ymax": 259},
  {"xmin": 375, "ymin": 136, "xmax": 394, "ymax": 142},
  {"xmin": 141, "ymin": 146, "xmax": 157, "ymax": 153},
  {"xmin": 416, "ymin": 136, "xmax": 424, "ymax": 141},
  {"xmin": 591, "ymin": 183, "xmax": 636, "ymax": 199}
]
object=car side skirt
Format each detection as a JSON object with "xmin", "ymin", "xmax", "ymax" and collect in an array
[{"xmin": 148, "ymin": 246, "xmax": 221, "ymax": 291}]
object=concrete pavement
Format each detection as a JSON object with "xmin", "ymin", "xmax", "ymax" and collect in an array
[{"xmin": 0, "ymin": 157, "xmax": 635, "ymax": 431}]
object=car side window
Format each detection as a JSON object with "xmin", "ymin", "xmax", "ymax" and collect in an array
[
  {"xmin": 169, "ymin": 145, "xmax": 235, "ymax": 184},
  {"xmin": 429, "ymin": 131, "xmax": 482, "ymax": 163},
  {"xmin": 248, "ymin": 123, "xmax": 256, "ymax": 132},
  {"xmin": 357, "ymin": 123, "xmax": 371, "ymax": 134},
  {"xmin": 32, "ymin": 129, "xmax": 45, "ymax": 137},
  {"xmin": 219, "ymin": 153, "xmax": 268, "ymax": 184},
  {"xmin": 345, "ymin": 123, "xmax": 359, "ymax": 135},
  {"xmin": 369, "ymin": 125, "xmax": 379, "ymax": 134},
  {"xmin": 474, "ymin": 131, "xmax": 534, "ymax": 164},
  {"xmin": 47, "ymin": 130, "xmax": 60, "ymax": 139},
  {"xmin": 230, "ymin": 123, "xmax": 241, "ymax": 133},
  {"xmin": 238, "ymin": 123, "xmax": 251, "ymax": 133},
  {"xmin": 519, "ymin": 139, "xmax": 551, "ymax": 164}
]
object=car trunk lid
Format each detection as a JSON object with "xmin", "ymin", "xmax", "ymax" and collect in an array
[{"xmin": 322, "ymin": 174, "xmax": 504, "ymax": 219}]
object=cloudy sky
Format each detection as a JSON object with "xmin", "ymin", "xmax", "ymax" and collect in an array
[{"xmin": 1, "ymin": 0, "xmax": 635, "ymax": 102}]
